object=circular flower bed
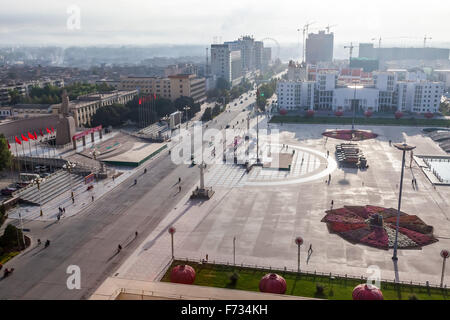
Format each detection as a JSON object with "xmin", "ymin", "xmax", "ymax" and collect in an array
[
  {"xmin": 322, "ymin": 130, "xmax": 378, "ymax": 141},
  {"xmin": 279, "ymin": 108, "xmax": 288, "ymax": 115},
  {"xmin": 321, "ymin": 205, "xmax": 438, "ymax": 250}
]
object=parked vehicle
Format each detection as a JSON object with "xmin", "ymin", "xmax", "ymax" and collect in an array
[{"xmin": 1, "ymin": 187, "xmax": 17, "ymax": 196}]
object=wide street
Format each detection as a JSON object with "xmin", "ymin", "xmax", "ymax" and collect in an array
[{"xmin": 0, "ymin": 91, "xmax": 258, "ymax": 299}]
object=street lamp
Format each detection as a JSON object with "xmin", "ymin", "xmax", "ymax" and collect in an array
[
  {"xmin": 63, "ymin": 161, "xmax": 76, "ymax": 201},
  {"xmin": 168, "ymin": 226, "xmax": 176, "ymax": 259},
  {"xmin": 348, "ymin": 82, "xmax": 364, "ymax": 131},
  {"xmin": 233, "ymin": 236, "xmax": 236, "ymax": 266},
  {"xmin": 183, "ymin": 106, "xmax": 191, "ymax": 129},
  {"xmin": 392, "ymin": 143, "xmax": 416, "ymax": 262},
  {"xmin": 440, "ymin": 249, "xmax": 449, "ymax": 288},
  {"xmin": 32, "ymin": 176, "xmax": 43, "ymax": 217},
  {"xmin": 295, "ymin": 236, "xmax": 303, "ymax": 273}
]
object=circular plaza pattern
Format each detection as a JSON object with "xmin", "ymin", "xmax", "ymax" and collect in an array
[{"xmin": 322, "ymin": 129, "xmax": 378, "ymax": 141}]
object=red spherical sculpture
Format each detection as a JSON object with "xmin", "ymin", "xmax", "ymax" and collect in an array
[
  {"xmin": 279, "ymin": 108, "xmax": 288, "ymax": 115},
  {"xmin": 335, "ymin": 111, "xmax": 344, "ymax": 117},
  {"xmin": 424, "ymin": 112, "xmax": 434, "ymax": 119},
  {"xmin": 352, "ymin": 284, "xmax": 384, "ymax": 300},
  {"xmin": 170, "ymin": 264, "xmax": 196, "ymax": 285},
  {"xmin": 364, "ymin": 110, "xmax": 373, "ymax": 118},
  {"xmin": 441, "ymin": 249, "xmax": 449, "ymax": 259},
  {"xmin": 394, "ymin": 111, "xmax": 403, "ymax": 119},
  {"xmin": 306, "ymin": 110, "xmax": 315, "ymax": 117},
  {"xmin": 295, "ymin": 237, "xmax": 303, "ymax": 246},
  {"xmin": 168, "ymin": 226, "xmax": 176, "ymax": 234},
  {"xmin": 259, "ymin": 273, "xmax": 287, "ymax": 294}
]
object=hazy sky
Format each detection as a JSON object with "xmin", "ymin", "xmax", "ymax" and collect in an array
[{"xmin": 0, "ymin": 0, "xmax": 449, "ymax": 47}]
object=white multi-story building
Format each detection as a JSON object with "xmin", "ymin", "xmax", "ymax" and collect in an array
[
  {"xmin": 277, "ymin": 72, "xmax": 444, "ymax": 113},
  {"xmin": 210, "ymin": 44, "xmax": 243, "ymax": 87},
  {"xmin": 276, "ymin": 80, "xmax": 315, "ymax": 110}
]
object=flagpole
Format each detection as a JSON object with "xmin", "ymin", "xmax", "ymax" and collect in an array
[
  {"xmin": 21, "ymin": 142, "xmax": 27, "ymax": 173},
  {"xmin": 14, "ymin": 139, "xmax": 21, "ymax": 177}
]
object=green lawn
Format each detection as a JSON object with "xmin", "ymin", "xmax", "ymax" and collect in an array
[
  {"xmin": 0, "ymin": 251, "xmax": 20, "ymax": 264},
  {"xmin": 162, "ymin": 261, "xmax": 449, "ymax": 300},
  {"xmin": 269, "ymin": 115, "xmax": 450, "ymax": 127}
]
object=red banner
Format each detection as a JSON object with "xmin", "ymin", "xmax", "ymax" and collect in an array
[
  {"xmin": 21, "ymin": 134, "xmax": 28, "ymax": 142},
  {"xmin": 15, "ymin": 136, "xmax": 21, "ymax": 145},
  {"xmin": 72, "ymin": 125, "xmax": 103, "ymax": 141}
]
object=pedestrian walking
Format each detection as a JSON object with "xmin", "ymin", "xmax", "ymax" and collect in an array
[
  {"xmin": 72, "ymin": 197, "xmax": 75, "ymax": 204},
  {"xmin": 308, "ymin": 244, "xmax": 313, "ymax": 255},
  {"xmin": 135, "ymin": 231, "xmax": 138, "ymax": 237},
  {"xmin": 37, "ymin": 239, "xmax": 41, "ymax": 245},
  {"xmin": 112, "ymin": 175, "xmax": 115, "ymax": 182},
  {"xmin": 63, "ymin": 207, "xmax": 65, "ymax": 213},
  {"xmin": 57, "ymin": 213, "xmax": 60, "ymax": 221},
  {"xmin": 92, "ymin": 195, "xmax": 94, "ymax": 202},
  {"xmin": 178, "ymin": 177, "xmax": 181, "ymax": 183},
  {"xmin": 331, "ymin": 200, "xmax": 334, "ymax": 209},
  {"xmin": 179, "ymin": 185, "xmax": 181, "ymax": 193},
  {"xmin": 117, "ymin": 244, "xmax": 122, "ymax": 252},
  {"xmin": 206, "ymin": 254, "xmax": 209, "ymax": 261}
]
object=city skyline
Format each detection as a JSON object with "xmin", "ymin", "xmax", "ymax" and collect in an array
[{"xmin": 1, "ymin": 0, "xmax": 449, "ymax": 48}]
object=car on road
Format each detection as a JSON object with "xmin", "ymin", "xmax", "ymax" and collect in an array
[
  {"xmin": 225, "ymin": 125, "xmax": 230, "ymax": 129},
  {"xmin": 234, "ymin": 103, "xmax": 237, "ymax": 106},
  {"xmin": 1, "ymin": 187, "xmax": 17, "ymax": 196},
  {"xmin": 240, "ymin": 101, "xmax": 243, "ymax": 104}
]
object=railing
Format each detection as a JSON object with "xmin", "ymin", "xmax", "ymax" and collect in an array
[{"xmin": 173, "ymin": 257, "xmax": 448, "ymax": 290}]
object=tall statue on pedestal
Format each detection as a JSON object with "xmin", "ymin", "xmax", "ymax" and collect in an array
[{"xmin": 56, "ymin": 90, "xmax": 76, "ymax": 145}]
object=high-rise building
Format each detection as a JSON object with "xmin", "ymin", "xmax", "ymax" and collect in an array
[
  {"xmin": 359, "ymin": 43, "xmax": 450, "ymax": 61},
  {"xmin": 305, "ymin": 31, "xmax": 334, "ymax": 64},
  {"xmin": 210, "ymin": 44, "xmax": 242, "ymax": 87}
]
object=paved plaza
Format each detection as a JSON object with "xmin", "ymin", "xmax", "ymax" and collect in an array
[{"xmin": 112, "ymin": 122, "xmax": 450, "ymax": 289}]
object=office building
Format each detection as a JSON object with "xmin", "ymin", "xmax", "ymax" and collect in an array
[
  {"xmin": 168, "ymin": 74, "xmax": 206, "ymax": 103},
  {"xmin": 210, "ymin": 44, "xmax": 243, "ymax": 86},
  {"xmin": 306, "ymin": 31, "xmax": 334, "ymax": 64}
]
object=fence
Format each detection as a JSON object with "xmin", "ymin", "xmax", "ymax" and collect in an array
[{"xmin": 172, "ymin": 256, "xmax": 448, "ymax": 290}]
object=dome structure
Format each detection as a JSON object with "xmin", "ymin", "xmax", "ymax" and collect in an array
[
  {"xmin": 170, "ymin": 264, "xmax": 196, "ymax": 285},
  {"xmin": 279, "ymin": 108, "xmax": 288, "ymax": 115},
  {"xmin": 259, "ymin": 273, "xmax": 287, "ymax": 294},
  {"xmin": 395, "ymin": 111, "xmax": 403, "ymax": 119},
  {"xmin": 352, "ymin": 284, "xmax": 384, "ymax": 300},
  {"xmin": 364, "ymin": 110, "xmax": 373, "ymax": 118},
  {"xmin": 306, "ymin": 110, "xmax": 315, "ymax": 117}
]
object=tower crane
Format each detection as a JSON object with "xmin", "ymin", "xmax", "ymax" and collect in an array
[
  {"xmin": 325, "ymin": 24, "xmax": 337, "ymax": 34},
  {"xmin": 302, "ymin": 21, "xmax": 316, "ymax": 64},
  {"xmin": 344, "ymin": 42, "xmax": 355, "ymax": 63},
  {"xmin": 424, "ymin": 35, "xmax": 432, "ymax": 48}
]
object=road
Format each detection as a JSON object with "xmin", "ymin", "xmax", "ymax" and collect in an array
[{"xmin": 0, "ymin": 92, "xmax": 257, "ymax": 300}]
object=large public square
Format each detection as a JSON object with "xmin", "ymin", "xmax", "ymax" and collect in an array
[{"xmin": 110, "ymin": 121, "xmax": 450, "ymax": 292}]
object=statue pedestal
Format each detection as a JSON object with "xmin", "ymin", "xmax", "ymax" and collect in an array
[{"xmin": 190, "ymin": 187, "xmax": 215, "ymax": 200}]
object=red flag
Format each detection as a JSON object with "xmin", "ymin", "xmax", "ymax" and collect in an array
[
  {"xmin": 28, "ymin": 132, "xmax": 35, "ymax": 140},
  {"xmin": 46, "ymin": 128, "xmax": 51, "ymax": 134},
  {"xmin": 40, "ymin": 129, "xmax": 44, "ymax": 137},
  {"xmin": 21, "ymin": 134, "xmax": 28, "ymax": 142},
  {"xmin": 15, "ymin": 136, "xmax": 21, "ymax": 145},
  {"xmin": 34, "ymin": 132, "xmax": 38, "ymax": 140},
  {"xmin": 51, "ymin": 127, "xmax": 54, "ymax": 133},
  {"xmin": 139, "ymin": 98, "xmax": 142, "ymax": 105},
  {"xmin": 7, "ymin": 140, "xmax": 10, "ymax": 149}
]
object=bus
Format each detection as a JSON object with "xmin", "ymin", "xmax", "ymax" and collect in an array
[{"xmin": 19, "ymin": 173, "xmax": 40, "ymax": 184}]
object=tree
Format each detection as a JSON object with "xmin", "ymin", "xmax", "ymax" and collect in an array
[
  {"xmin": 90, "ymin": 103, "xmax": 129, "ymax": 128},
  {"xmin": 0, "ymin": 224, "xmax": 25, "ymax": 251},
  {"xmin": 216, "ymin": 77, "xmax": 230, "ymax": 91},
  {"xmin": 0, "ymin": 134, "xmax": 12, "ymax": 172},
  {"xmin": 8, "ymin": 89, "xmax": 21, "ymax": 105},
  {"xmin": 201, "ymin": 107, "xmax": 213, "ymax": 121}
]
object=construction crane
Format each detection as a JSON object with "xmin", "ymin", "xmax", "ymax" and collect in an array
[
  {"xmin": 302, "ymin": 21, "xmax": 316, "ymax": 63},
  {"xmin": 325, "ymin": 24, "xmax": 337, "ymax": 34},
  {"xmin": 371, "ymin": 37, "xmax": 382, "ymax": 48},
  {"xmin": 344, "ymin": 42, "xmax": 355, "ymax": 63},
  {"xmin": 424, "ymin": 35, "xmax": 432, "ymax": 48}
]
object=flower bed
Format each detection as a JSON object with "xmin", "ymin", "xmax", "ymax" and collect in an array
[
  {"xmin": 322, "ymin": 130, "xmax": 378, "ymax": 141},
  {"xmin": 322, "ymin": 205, "xmax": 438, "ymax": 250}
]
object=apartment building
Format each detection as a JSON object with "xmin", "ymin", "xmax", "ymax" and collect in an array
[
  {"xmin": 52, "ymin": 90, "xmax": 137, "ymax": 128},
  {"xmin": 119, "ymin": 76, "xmax": 171, "ymax": 99},
  {"xmin": 211, "ymin": 44, "xmax": 243, "ymax": 86},
  {"xmin": 168, "ymin": 74, "xmax": 206, "ymax": 103}
]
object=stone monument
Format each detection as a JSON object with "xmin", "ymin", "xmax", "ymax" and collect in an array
[{"xmin": 56, "ymin": 90, "xmax": 76, "ymax": 145}]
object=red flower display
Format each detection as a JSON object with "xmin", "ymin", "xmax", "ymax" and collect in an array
[
  {"xmin": 395, "ymin": 111, "xmax": 403, "ymax": 119},
  {"xmin": 424, "ymin": 112, "xmax": 434, "ymax": 119},
  {"xmin": 259, "ymin": 273, "xmax": 287, "ymax": 294},
  {"xmin": 170, "ymin": 264, "xmax": 196, "ymax": 285},
  {"xmin": 279, "ymin": 108, "xmax": 288, "ymax": 115},
  {"xmin": 322, "ymin": 205, "xmax": 438, "ymax": 250},
  {"xmin": 306, "ymin": 110, "xmax": 315, "ymax": 117},
  {"xmin": 352, "ymin": 284, "xmax": 383, "ymax": 300},
  {"xmin": 335, "ymin": 110, "xmax": 344, "ymax": 117},
  {"xmin": 322, "ymin": 130, "xmax": 378, "ymax": 141}
]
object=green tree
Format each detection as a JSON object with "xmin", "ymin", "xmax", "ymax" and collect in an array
[
  {"xmin": 0, "ymin": 134, "xmax": 12, "ymax": 172},
  {"xmin": 201, "ymin": 107, "xmax": 213, "ymax": 121},
  {"xmin": 216, "ymin": 77, "xmax": 230, "ymax": 91},
  {"xmin": 8, "ymin": 89, "xmax": 21, "ymax": 105},
  {"xmin": 0, "ymin": 224, "xmax": 25, "ymax": 251}
]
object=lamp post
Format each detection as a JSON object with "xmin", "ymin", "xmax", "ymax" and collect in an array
[
  {"xmin": 183, "ymin": 106, "xmax": 191, "ymax": 129},
  {"xmin": 233, "ymin": 236, "xmax": 236, "ymax": 266},
  {"xmin": 348, "ymin": 82, "xmax": 363, "ymax": 131},
  {"xmin": 33, "ymin": 176, "xmax": 43, "ymax": 217},
  {"xmin": 295, "ymin": 236, "xmax": 303, "ymax": 273},
  {"xmin": 63, "ymin": 161, "xmax": 76, "ymax": 201},
  {"xmin": 392, "ymin": 143, "xmax": 416, "ymax": 262},
  {"xmin": 440, "ymin": 249, "xmax": 449, "ymax": 288},
  {"xmin": 168, "ymin": 226, "xmax": 176, "ymax": 259}
]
